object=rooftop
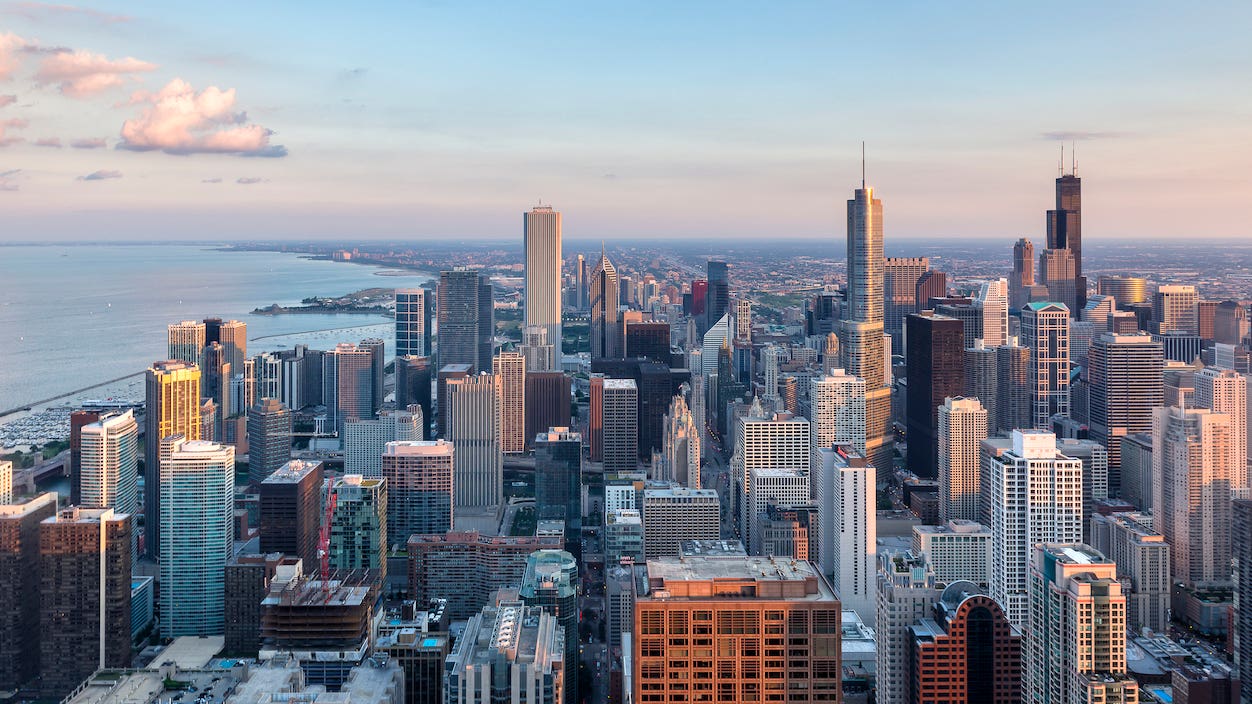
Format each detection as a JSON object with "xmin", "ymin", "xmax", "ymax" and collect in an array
[
  {"xmin": 262, "ymin": 460, "xmax": 322, "ymax": 483},
  {"xmin": 150, "ymin": 636, "xmax": 225, "ymax": 670},
  {"xmin": 643, "ymin": 486, "xmax": 719, "ymax": 500},
  {"xmin": 644, "ymin": 555, "xmax": 834, "ymax": 602},
  {"xmin": 679, "ymin": 540, "xmax": 747, "ymax": 557},
  {"xmin": 384, "ymin": 440, "xmax": 453, "ymax": 456},
  {"xmin": 603, "ymin": 378, "xmax": 637, "ymax": 390}
]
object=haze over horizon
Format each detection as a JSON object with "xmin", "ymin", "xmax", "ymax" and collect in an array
[{"xmin": 1, "ymin": 1, "xmax": 1250, "ymax": 241}]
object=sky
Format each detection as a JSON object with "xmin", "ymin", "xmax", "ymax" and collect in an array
[{"xmin": 0, "ymin": 1, "xmax": 1250, "ymax": 242}]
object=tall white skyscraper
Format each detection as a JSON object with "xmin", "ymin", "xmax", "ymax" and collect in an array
[
  {"xmin": 1153, "ymin": 406, "xmax": 1235, "ymax": 587},
  {"xmin": 937, "ymin": 397, "xmax": 988, "ymax": 523},
  {"xmin": 700, "ymin": 314, "xmax": 730, "ymax": 377},
  {"xmin": 342, "ymin": 408, "xmax": 423, "ymax": 478},
  {"xmin": 79, "ymin": 411, "xmax": 140, "ymax": 517},
  {"xmin": 1194, "ymin": 367, "xmax": 1248, "ymax": 488},
  {"xmin": 975, "ymin": 278, "xmax": 1009, "ymax": 346},
  {"xmin": 446, "ymin": 374, "xmax": 502, "ymax": 509},
  {"xmin": 493, "ymin": 351, "xmax": 527, "ymax": 454},
  {"xmin": 814, "ymin": 445, "xmax": 876, "ymax": 621},
  {"xmin": 1026, "ymin": 544, "xmax": 1138, "ymax": 704},
  {"xmin": 810, "ymin": 369, "xmax": 866, "ymax": 462},
  {"xmin": 1022, "ymin": 301, "xmax": 1070, "ymax": 429},
  {"xmin": 395, "ymin": 288, "xmax": 430, "ymax": 357},
  {"xmin": 731, "ymin": 400, "xmax": 810, "ymax": 543},
  {"xmin": 986, "ymin": 430, "xmax": 1083, "ymax": 625},
  {"xmin": 524, "ymin": 205, "xmax": 563, "ymax": 367},
  {"xmin": 159, "ymin": 437, "xmax": 234, "ymax": 637},
  {"xmin": 167, "ymin": 320, "xmax": 206, "ymax": 365}
]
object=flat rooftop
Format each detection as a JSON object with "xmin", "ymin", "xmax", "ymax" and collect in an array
[
  {"xmin": 603, "ymin": 378, "xmax": 637, "ymax": 390},
  {"xmin": 642, "ymin": 487, "xmax": 718, "ymax": 500},
  {"xmin": 645, "ymin": 555, "xmax": 835, "ymax": 601},
  {"xmin": 148, "ymin": 636, "xmax": 225, "ymax": 670}
]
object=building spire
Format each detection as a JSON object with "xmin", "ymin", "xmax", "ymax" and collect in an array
[
  {"xmin": 861, "ymin": 141, "xmax": 866, "ymax": 188},
  {"xmin": 1071, "ymin": 141, "xmax": 1077, "ymax": 176},
  {"xmin": 1059, "ymin": 143, "xmax": 1064, "ymax": 177}
]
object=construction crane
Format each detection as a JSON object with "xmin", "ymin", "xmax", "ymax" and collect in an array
[{"xmin": 318, "ymin": 482, "xmax": 338, "ymax": 601}]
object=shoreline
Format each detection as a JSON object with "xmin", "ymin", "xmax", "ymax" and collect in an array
[{"xmin": 0, "ymin": 372, "xmax": 145, "ymax": 421}]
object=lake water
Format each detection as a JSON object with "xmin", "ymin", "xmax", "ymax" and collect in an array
[{"xmin": 0, "ymin": 244, "xmax": 434, "ymax": 411}]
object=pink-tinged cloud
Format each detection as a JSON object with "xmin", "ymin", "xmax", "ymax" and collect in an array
[
  {"xmin": 70, "ymin": 136, "xmax": 105, "ymax": 149},
  {"xmin": 0, "ymin": 168, "xmax": 18, "ymax": 191},
  {"xmin": 35, "ymin": 136, "xmax": 61, "ymax": 147},
  {"xmin": 35, "ymin": 49, "xmax": 156, "ymax": 97},
  {"xmin": 0, "ymin": 116, "xmax": 27, "ymax": 146},
  {"xmin": 0, "ymin": 94, "xmax": 15, "ymax": 108},
  {"xmin": 0, "ymin": 33, "xmax": 26, "ymax": 79},
  {"xmin": 77, "ymin": 169, "xmax": 121, "ymax": 181},
  {"xmin": 119, "ymin": 79, "xmax": 287, "ymax": 157},
  {"xmin": 3, "ymin": 3, "xmax": 133, "ymax": 24},
  {"xmin": 236, "ymin": 176, "xmax": 266, "ymax": 184}
]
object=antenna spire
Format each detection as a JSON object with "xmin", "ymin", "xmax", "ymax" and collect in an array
[
  {"xmin": 1059, "ymin": 143, "xmax": 1063, "ymax": 177},
  {"xmin": 861, "ymin": 141, "xmax": 866, "ymax": 188},
  {"xmin": 1071, "ymin": 141, "xmax": 1076, "ymax": 176}
]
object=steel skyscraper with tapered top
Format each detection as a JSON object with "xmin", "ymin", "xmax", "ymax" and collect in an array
[
  {"xmin": 590, "ymin": 249, "xmax": 619, "ymax": 360},
  {"xmin": 840, "ymin": 160, "xmax": 894, "ymax": 481},
  {"xmin": 524, "ymin": 205, "xmax": 563, "ymax": 368}
]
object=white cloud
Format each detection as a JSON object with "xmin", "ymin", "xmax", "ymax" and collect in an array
[
  {"xmin": 119, "ymin": 78, "xmax": 287, "ymax": 157},
  {"xmin": 77, "ymin": 168, "xmax": 121, "ymax": 180},
  {"xmin": 35, "ymin": 49, "xmax": 155, "ymax": 97}
]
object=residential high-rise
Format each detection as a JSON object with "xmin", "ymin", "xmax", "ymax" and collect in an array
[
  {"xmin": 225, "ymin": 552, "xmax": 289, "ymax": 657},
  {"xmin": 359, "ymin": 337, "xmax": 386, "ymax": 415},
  {"xmin": 395, "ymin": 355, "xmax": 433, "ymax": 437},
  {"xmin": 201, "ymin": 342, "xmax": 232, "ymax": 434},
  {"xmin": 437, "ymin": 269, "xmax": 494, "ymax": 372},
  {"xmin": 445, "ymin": 601, "xmax": 566, "ymax": 704},
  {"xmin": 810, "ymin": 369, "xmax": 866, "ymax": 464},
  {"xmin": 247, "ymin": 398, "xmax": 293, "ymax": 483},
  {"xmin": 535, "ymin": 428, "xmax": 582, "ymax": 534},
  {"xmin": 519, "ymin": 549, "xmax": 579, "ymax": 704},
  {"xmin": 985, "ymin": 430, "xmax": 1083, "ymax": 625},
  {"xmin": 329, "ymin": 475, "xmax": 388, "ymax": 582},
  {"xmin": 1089, "ymin": 511, "xmax": 1171, "ymax": 633},
  {"xmin": 395, "ymin": 288, "xmax": 432, "ymax": 358},
  {"xmin": 1026, "ymin": 544, "xmax": 1138, "ymax": 704},
  {"xmin": 884, "ymin": 257, "xmax": 929, "ymax": 352},
  {"xmin": 324, "ymin": 343, "xmax": 376, "ymax": 434},
  {"xmin": 258, "ymin": 460, "xmax": 323, "ymax": 567},
  {"xmin": 938, "ymin": 397, "xmax": 988, "ymax": 523},
  {"xmin": 0, "ymin": 493, "xmax": 58, "ymax": 691},
  {"xmin": 436, "ymin": 363, "xmax": 471, "ymax": 437},
  {"xmin": 1194, "ymin": 366, "xmax": 1248, "ymax": 488},
  {"xmin": 964, "ymin": 343, "xmax": 998, "ymax": 426},
  {"xmin": 1087, "ymin": 333, "xmax": 1164, "ymax": 495},
  {"xmin": 590, "ymin": 251, "xmax": 620, "ymax": 360},
  {"xmin": 37, "ymin": 507, "xmax": 132, "ymax": 697},
  {"xmin": 995, "ymin": 343, "xmax": 1031, "ymax": 434},
  {"xmin": 406, "ymin": 531, "xmax": 561, "ymax": 619},
  {"xmin": 210, "ymin": 319, "xmax": 248, "ymax": 372},
  {"xmin": 876, "ymin": 551, "xmax": 940, "ymax": 704},
  {"xmin": 910, "ymin": 582, "xmax": 1023, "ymax": 704},
  {"xmin": 168, "ymin": 320, "xmax": 206, "ymax": 365},
  {"xmin": 524, "ymin": 371, "xmax": 572, "ymax": 449},
  {"xmin": 814, "ymin": 445, "xmax": 876, "ymax": 621},
  {"xmin": 976, "ymin": 278, "xmax": 1010, "ymax": 346},
  {"xmin": 906, "ymin": 313, "xmax": 966, "ymax": 477},
  {"xmin": 640, "ymin": 487, "xmax": 720, "ymax": 559},
  {"xmin": 1234, "ymin": 500, "xmax": 1252, "ymax": 704},
  {"xmin": 912, "ymin": 520, "xmax": 993, "ymax": 586},
  {"xmin": 1021, "ymin": 302, "xmax": 1070, "ymax": 429},
  {"xmin": 1153, "ymin": 284, "xmax": 1199, "ymax": 335},
  {"xmin": 144, "ymin": 360, "xmax": 202, "ymax": 559},
  {"xmin": 633, "ymin": 555, "xmax": 841, "ymax": 704},
  {"xmin": 160, "ymin": 438, "xmax": 235, "ymax": 637},
  {"xmin": 383, "ymin": 440, "xmax": 454, "ymax": 546},
  {"xmin": 445, "ymin": 374, "xmax": 502, "ymax": 509},
  {"xmin": 0, "ymin": 461, "xmax": 10, "ymax": 505},
  {"xmin": 600, "ymin": 379, "xmax": 639, "ymax": 473},
  {"xmin": 841, "ymin": 175, "xmax": 894, "ymax": 480},
  {"xmin": 1153, "ymin": 406, "xmax": 1235, "ymax": 587},
  {"xmin": 68, "ymin": 410, "xmax": 101, "ymax": 505},
  {"xmin": 1010, "ymin": 238, "xmax": 1035, "ymax": 310},
  {"xmin": 524, "ymin": 205, "xmax": 563, "ymax": 366},
  {"xmin": 343, "ymin": 408, "xmax": 423, "ymax": 478},
  {"xmin": 735, "ymin": 297, "xmax": 751, "ymax": 340},
  {"xmin": 493, "ymin": 351, "xmax": 527, "ymax": 454},
  {"xmin": 746, "ymin": 467, "xmax": 809, "ymax": 556},
  {"xmin": 1057, "ymin": 438, "xmax": 1109, "ymax": 539},
  {"xmin": 731, "ymin": 402, "xmax": 810, "ymax": 542},
  {"xmin": 79, "ymin": 411, "xmax": 139, "ymax": 520}
]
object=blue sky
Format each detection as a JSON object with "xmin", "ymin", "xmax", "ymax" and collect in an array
[{"xmin": 1, "ymin": 1, "xmax": 1250, "ymax": 241}]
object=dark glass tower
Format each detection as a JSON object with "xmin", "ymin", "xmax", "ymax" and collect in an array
[
  {"xmin": 706, "ymin": 260, "xmax": 730, "ymax": 332},
  {"xmin": 436, "ymin": 270, "xmax": 494, "ymax": 373},
  {"xmin": 905, "ymin": 313, "xmax": 966, "ymax": 478},
  {"xmin": 534, "ymin": 428, "xmax": 583, "ymax": 541},
  {"xmin": 1047, "ymin": 166, "xmax": 1085, "ymax": 312}
]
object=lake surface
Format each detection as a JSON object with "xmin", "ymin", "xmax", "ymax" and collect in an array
[{"xmin": 0, "ymin": 244, "xmax": 434, "ymax": 410}]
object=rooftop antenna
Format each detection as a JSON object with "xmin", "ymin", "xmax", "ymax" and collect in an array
[
  {"xmin": 861, "ymin": 141, "xmax": 866, "ymax": 188},
  {"xmin": 1058, "ymin": 143, "xmax": 1064, "ymax": 178},
  {"xmin": 1071, "ymin": 141, "xmax": 1077, "ymax": 176}
]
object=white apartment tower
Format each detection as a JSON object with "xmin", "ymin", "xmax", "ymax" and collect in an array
[
  {"xmin": 937, "ymin": 397, "xmax": 988, "ymax": 523},
  {"xmin": 1022, "ymin": 302, "xmax": 1070, "ymax": 429},
  {"xmin": 986, "ymin": 430, "xmax": 1084, "ymax": 625},
  {"xmin": 79, "ymin": 410, "xmax": 140, "ymax": 516},
  {"xmin": 167, "ymin": 320, "xmax": 206, "ymax": 365},
  {"xmin": 976, "ymin": 278, "xmax": 1010, "ymax": 346},
  {"xmin": 814, "ymin": 445, "xmax": 876, "ymax": 621},
  {"xmin": 493, "ymin": 351, "xmax": 527, "ymax": 454},
  {"xmin": 446, "ymin": 374, "xmax": 503, "ymax": 509},
  {"xmin": 1194, "ymin": 366, "xmax": 1248, "ymax": 488},
  {"xmin": 731, "ymin": 400, "xmax": 810, "ymax": 543},
  {"xmin": 810, "ymin": 369, "xmax": 867, "ymax": 461},
  {"xmin": 523, "ymin": 205, "xmax": 563, "ymax": 367}
]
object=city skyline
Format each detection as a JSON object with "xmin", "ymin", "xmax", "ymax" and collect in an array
[{"xmin": 0, "ymin": 2, "xmax": 1250, "ymax": 240}]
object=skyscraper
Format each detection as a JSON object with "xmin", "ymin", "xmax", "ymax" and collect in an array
[
  {"xmin": 906, "ymin": 313, "xmax": 966, "ymax": 478},
  {"xmin": 445, "ymin": 374, "xmax": 502, "ymax": 509},
  {"xmin": 493, "ymin": 351, "xmax": 527, "ymax": 454},
  {"xmin": 79, "ymin": 411, "xmax": 139, "ymax": 518},
  {"xmin": 876, "ymin": 551, "xmax": 940, "ymax": 704},
  {"xmin": 1089, "ymin": 511, "xmax": 1171, "ymax": 633},
  {"xmin": 38, "ymin": 507, "xmax": 132, "ymax": 697},
  {"xmin": 1086, "ymin": 334, "xmax": 1164, "ymax": 495},
  {"xmin": 659, "ymin": 392, "xmax": 700, "ymax": 488},
  {"xmin": 359, "ymin": 337, "xmax": 386, "ymax": 414},
  {"xmin": 322, "ymin": 342, "xmax": 375, "ymax": 433},
  {"xmin": 0, "ymin": 493, "xmax": 57, "ymax": 691},
  {"xmin": 995, "ymin": 343, "xmax": 1031, "ymax": 435},
  {"xmin": 1194, "ymin": 366, "xmax": 1248, "ymax": 488},
  {"xmin": 144, "ymin": 360, "xmax": 202, "ymax": 559},
  {"xmin": 343, "ymin": 408, "xmax": 422, "ymax": 478},
  {"xmin": 1010, "ymin": 237, "xmax": 1035, "ymax": 310},
  {"xmin": 976, "ymin": 278, "xmax": 1010, "ymax": 346},
  {"xmin": 706, "ymin": 259, "xmax": 730, "ymax": 331},
  {"xmin": 535, "ymin": 428, "xmax": 582, "ymax": 534},
  {"xmin": 735, "ymin": 297, "xmax": 751, "ymax": 340},
  {"xmin": 524, "ymin": 205, "xmax": 563, "ymax": 366},
  {"xmin": 160, "ymin": 438, "xmax": 235, "ymax": 637},
  {"xmin": 640, "ymin": 487, "xmax": 720, "ymax": 559},
  {"xmin": 519, "ymin": 549, "xmax": 579, "ymax": 704},
  {"xmin": 884, "ymin": 256, "xmax": 929, "ymax": 352},
  {"xmin": 985, "ymin": 430, "xmax": 1083, "ymax": 625},
  {"xmin": 201, "ymin": 341, "xmax": 232, "ymax": 434},
  {"xmin": 1038, "ymin": 248, "xmax": 1078, "ymax": 315},
  {"xmin": 1153, "ymin": 284, "xmax": 1199, "ymax": 334},
  {"xmin": 329, "ymin": 475, "xmax": 388, "ymax": 582},
  {"xmin": 1234, "ymin": 500, "xmax": 1252, "ymax": 704},
  {"xmin": 212, "ymin": 319, "xmax": 248, "ymax": 373},
  {"xmin": 1026, "ymin": 544, "xmax": 1138, "ymax": 704},
  {"xmin": 1046, "ymin": 164, "xmax": 1085, "ymax": 310},
  {"xmin": 524, "ymin": 371, "xmax": 572, "ymax": 449},
  {"xmin": 167, "ymin": 320, "xmax": 206, "ymax": 365},
  {"xmin": 445, "ymin": 601, "xmax": 566, "ymax": 704},
  {"xmin": 590, "ymin": 251, "xmax": 620, "ymax": 360},
  {"xmin": 814, "ymin": 445, "xmax": 876, "ymax": 621},
  {"xmin": 395, "ymin": 355, "xmax": 433, "ymax": 437},
  {"xmin": 258, "ymin": 460, "xmax": 322, "ymax": 567},
  {"xmin": 1099, "ymin": 276, "xmax": 1148, "ymax": 309},
  {"xmin": 1021, "ymin": 302, "xmax": 1070, "ymax": 429},
  {"xmin": 437, "ymin": 269, "xmax": 494, "ymax": 372},
  {"xmin": 731, "ymin": 402, "xmax": 810, "ymax": 542},
  {"xmin": 810, "ymin": 369, "xmax": 866, "ymax": 462},
  {"xmin": 1153, "ymin": 406, "xmax": 1235, "ymax": 587},
  {"xmin": 600, "ymin": 379, "xmax": 639, "ymax": 473},
  {"xmin": 382, "ymin": 440, "xmax": 454, "ymax": 545},
  {"xmin": 395, "ymin": 288, "xmax": 432, "ymax": 358},
  {"xmin": 247, "ymin": 398, "xmax": 292, "ymax": 483},
  {"xmin": 0, "ymin": 461, "xmax": 10, "ymax": 505},
  {"xmin": 911, "ymin": 583, "xmax": 1023, "ymax": 704},
  {"xmin": 519, "ymin": 325, "xmax": 555, "ymax": 371},
  {"xmin": 841, "ymin": 174, "xmax": 894, "ymax": 480},
  {"xmin": 938, "ymin": 397, "xmax": 988, "ymax": 523}
]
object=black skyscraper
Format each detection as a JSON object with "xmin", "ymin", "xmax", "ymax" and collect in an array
[
  {"xmin": 1047, "ymin": 163, "xmax": 1085, "ymax": 311},
  {"xmin": 707, "ymin": 260, "xmax": 729, "ymax": 332},
  {"xmin": 436, "ymin": 270, "xmax": 494, "ymax": 373},
  {"xmin": 905, "ymin": 313, "xmax": 966, "ymax": 478}
]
